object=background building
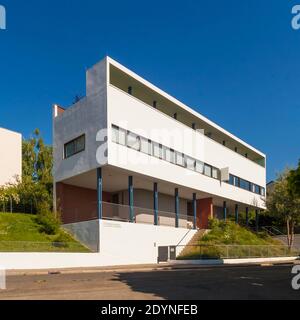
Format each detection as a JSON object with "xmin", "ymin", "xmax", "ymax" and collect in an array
[{"xmin": 0, "ymin": 128, "xmax": 22, "ymax": 186}]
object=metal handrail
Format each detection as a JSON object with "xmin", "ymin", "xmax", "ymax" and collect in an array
[{"xmin": 262, "ymin": 226, "xmax": 285, "ymax": 236}]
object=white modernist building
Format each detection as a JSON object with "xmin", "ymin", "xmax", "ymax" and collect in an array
[
  {"xmin": 53, "ymin": 57, "xmax": 266, "ymax": 258},
  {"xmin": 0, "ymin": 128, "xmax": 22, "ymax": 186}
]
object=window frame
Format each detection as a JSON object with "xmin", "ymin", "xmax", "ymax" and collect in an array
[
  {"xmin": 212, "ymin": 167, "xmax": 219, "ymax": 180},
  {"xmin": 64, "ymin": 134, "xmax": 86, "ymax": 159},
  {"xmin": 127, "ymin": 131, "xmax": 141, "ymax": 151},
  {"xmin": 175, "ymin": 151, "xmax": 185, "ymax": 167},
  {"xmin": 204, "ymin": 164, "xmax": 212, "ymax": 177},
  {"xmin": 195, "ymin": 160, "xmax": 204, "ymax": 174},
  {"xmin": 185, "ymin": 156, "xmax": 196, "ymax": 171}
]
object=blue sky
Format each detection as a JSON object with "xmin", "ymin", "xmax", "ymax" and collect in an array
[{"xmin": 0, "ymin": 0, "xmax": 299, "ymax": 181}]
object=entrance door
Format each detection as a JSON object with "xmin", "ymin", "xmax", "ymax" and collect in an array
[{"xmin": 158, "ymin": 246, "xmax": 169, "ymax": 263}]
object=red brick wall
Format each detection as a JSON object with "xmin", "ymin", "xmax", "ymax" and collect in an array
[
  {"xmin": 56, "ymin": 183, "xmax": 112, "ymax": 224},
  {"xmin": 197, "ymin": 198, "xmax": 214, "ymax": 229}
]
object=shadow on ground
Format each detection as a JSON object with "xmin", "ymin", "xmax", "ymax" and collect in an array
[{"xmin": 114, "ymin": 265, "xmax": 300, "ymax": 300}]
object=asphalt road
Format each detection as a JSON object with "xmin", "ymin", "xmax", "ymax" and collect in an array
[{"xmin": 0, "ymin": 264, "xmax": 299, "ymax": 300}]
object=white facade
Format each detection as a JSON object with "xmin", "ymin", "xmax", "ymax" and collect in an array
[
  {"xmin": 0, "ymin": 128, "xmax": 22, "ymax": 186},
  {"xmin": 53, "ymin": 56, "xmax": 267, "ymax": 230},
  {"xmin": 0, "ymin": 219, "xmax": 197, "ymax": 270}
]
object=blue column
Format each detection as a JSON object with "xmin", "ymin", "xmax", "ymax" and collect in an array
[
  {"xmin": 175, "ymin": 188, "xmax": 179, "ymax": 228},
  {"xmin": 97, "ymin": 168, "xmax": 103, "ymax": 219},
  {"xmin": 223, "ymin": 201, "xmax": 227, "ymax": 221},
  {"xmin": 255, "ymin": 209, "xmax": 259, "ymax": 232},
  {"xmin": 246, "ymin": 207, "xmax": 249, "ymax": 226},
  {"xmin": 193, "ymin": 193, "xmax": 197, "ymax": 230},
  {"xmin": 235, "ymin": 204, "xmax": 239, "ymax": 224},
  {"xmin": 129, "ymin": 176, "xmax": 134, "ymax": 222},
  {"xmin": 154, "ymin": 183, "xmax": 158, "ymax": 226}
]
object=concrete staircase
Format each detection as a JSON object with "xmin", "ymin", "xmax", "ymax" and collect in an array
[{"xmin": 177, "ymin": 229, "xmax": 209, "ymax": 258}]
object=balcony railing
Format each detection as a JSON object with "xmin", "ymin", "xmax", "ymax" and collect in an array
[
  {"xmin": 102, "ymin": 202, "xmax": 194, "ymax": 229},
  {"xmin": 63, "ymin": 201, "xmax": 194, "ymax": 229}
]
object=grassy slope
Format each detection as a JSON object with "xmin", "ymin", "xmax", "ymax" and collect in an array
[
  {"xmin": 178, "ymin": 220, "xmax": 295, "ymax": 260},
  {"xmin": 0, "ymin": 213, "xmax": 90, "ymax": 252}
]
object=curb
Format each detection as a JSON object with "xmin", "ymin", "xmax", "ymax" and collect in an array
[{"xmin": 6, "ymin": 258, "xmax": 299, "ymax": 277}]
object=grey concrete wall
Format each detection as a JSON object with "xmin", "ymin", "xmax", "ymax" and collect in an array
[
  {"xmin": 53, "ymin": 58, "xmax": 108, "ymax": 183},
  {"xmin": 117, "ymin": 189, "xmax": 188, "ymax": 215},
  {"xmin": 63, "ymin": 219, "xmax": 100, "ymax": 252}
]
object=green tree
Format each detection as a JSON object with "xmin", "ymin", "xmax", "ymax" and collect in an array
[
  {"xmin": 288, "ymin": 160, "xmax": 300, "ymax": 197},
  {"xmin": 0, "ymin": 181, "xmax": 20, "ymax": 213},
  {"xmin": 18, "ymin": 129, "xmax": 53, "ymax": 214},
  {"xmin": 267, "ymin": 170, "xmax": 300, "ymax": 249}
]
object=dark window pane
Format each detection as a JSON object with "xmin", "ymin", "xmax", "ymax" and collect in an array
[
  {"xmin": 64, "ymin": 135, "xmax": 85, "ymax": 159},
  {"xmin": 204, "ymin": 164, "xmax": 212, "ymax": 177}
]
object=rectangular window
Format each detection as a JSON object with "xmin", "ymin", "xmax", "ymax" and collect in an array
[
  {"xmin": 140, "ymin": 137, "xmax": 151, "ymax": 155},
  {"xmin": 64, "ymin": 135, "xmax": 85, "ymax": 159},
  {"xmin": 176, "ymin": 152, "xmax": 185, "ymax": 167},
  {"xmin": 229, "ymin": 174, "xmax": 234, "ymax": 185},
  {"xmin": 118, "ymin": 128, "xmax": 126, "ymax": 146},
  {"xmin": 153, "ymin": 142, "xmax": 161, "ymax": 159},
  {"xmin": 186, "ymin": 156, "xmax": 196, "ymax": 171},
  {"xmin": 112, "ymin": 125, "xmax": 119, "ymax": 143},
  {"xmin": 212, "ymin": 167, "xmax": 219, "ymax": 179},
  {"xmin": 161, "ymin": 146, "xmax": 167, "ymax": 161},
  {"xmin": 195, "ymin": 161, "xmax": 204, "ymax": 174},
  {"xmin": 234, "ymin": 176, "xmax": 240, "ymax": 187},
  {"xmin": 261, "ymin": 187, "xmax": 266, "ymax": 197},
  {"xmin": 240, "ymin": 179, "xmax": 250, "ymax": 191},
  {"xmin": 127, "ymin": 131, "xmax": 140, "ymax": 151},
  {"xmin": 204, "ymin": 164, "xmax": 212, "ymax": 177},
  {"xmin": 254, "ymin": 185, "xmax": 261, "ymax": 195}
]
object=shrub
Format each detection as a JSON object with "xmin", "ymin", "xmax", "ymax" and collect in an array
[{"xmin": 36, "ymin": 212, "xmax": 60, "ymax": 235}]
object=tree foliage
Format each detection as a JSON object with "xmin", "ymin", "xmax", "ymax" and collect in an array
[
  {"xmin": 1, "ymin": 129, "xmax": 54, "ymax": 217},
  {"xmin": 288, "ymin": 160, "xmax": 300, "ymax": 197},
  {"xmin": 267, "ymin": 169, "xmax": 300, "ymax": 248}
]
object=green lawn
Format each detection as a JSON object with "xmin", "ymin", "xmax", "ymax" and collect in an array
[
  {"xmin": 0, "ymin": 213, "xmax": 90, "ymax": 253},
  {"xmin": 178, "ymin": 220, "xmax": 298, "ymax": 260}
]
